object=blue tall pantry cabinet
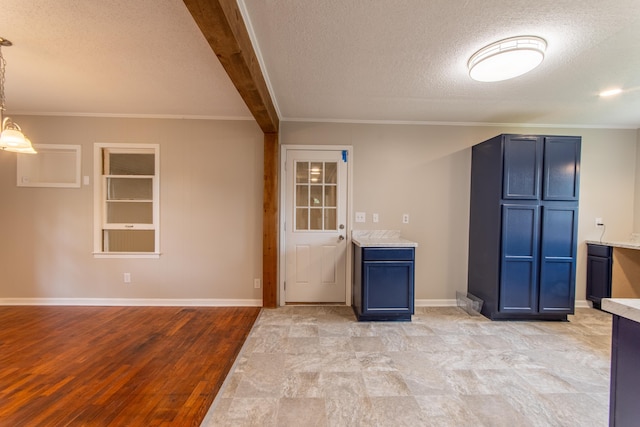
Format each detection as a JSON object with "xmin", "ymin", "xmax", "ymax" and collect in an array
[{"xmin": 467, "ymin": 134, "xmax": 581, "ymax": 320}]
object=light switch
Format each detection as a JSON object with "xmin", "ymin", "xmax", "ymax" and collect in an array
[{"xmin": 373, "ymin": 213, "xmax": 379, "ymax": 223}]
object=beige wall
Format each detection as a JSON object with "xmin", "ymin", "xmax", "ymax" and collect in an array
[
  {"xmin": 1, "ymin": 116, "xmax": 637, "ymax": 304},
  {"xmin": 0, "ymin": 116, "xmax": 264, "ymax": 302},
  {"xmin": 635, "ymin": 129, "xmax": 640, "ymax": 231},
  {"xmin": 281, "ymin": 122, "xmax": 638, "ymax": 302}
]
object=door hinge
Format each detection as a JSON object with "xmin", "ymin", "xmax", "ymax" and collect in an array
[{"xmin": 284, "ymin": 281, "xmax": 286, "ymax": 291}]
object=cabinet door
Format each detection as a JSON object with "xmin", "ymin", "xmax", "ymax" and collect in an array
[
  {"xmin": 503, "ymin": 136, "xmax": 543, "ymax": 200},
  {"xmin": 500, "ymin": 204, "xmax": 540, "ymax": 313},
  {"xmin": 538, "ymin": 205, "xmax": 578, "ymax": 313},
  {"xmin": 586, "ymin": 255, "xmax": 612, "ymax": 303},
  {"xmin": 610, "ymin": 315, "xmax": 640, "ymax": 426},
  {"xmin": 542, "ymin": 137, "xmax": 581, "ymax": 201},
  {"xmin": 362, "ymin": 261, "xmax": 414, "ymax": 315}
]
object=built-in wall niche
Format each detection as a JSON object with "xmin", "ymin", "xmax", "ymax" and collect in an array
[{"xmin": 17, "ymin": 144, "xmax": 81, "ymax": 188}]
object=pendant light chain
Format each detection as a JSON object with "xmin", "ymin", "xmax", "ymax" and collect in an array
[{"xmin": 0, "ymin": 43, "xmax": 6, "ymax": 114}]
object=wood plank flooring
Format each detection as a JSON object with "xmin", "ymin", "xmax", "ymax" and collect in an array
[{"xmin": 0, "ymin": 305, "xmax": 260, "ymax": 426}]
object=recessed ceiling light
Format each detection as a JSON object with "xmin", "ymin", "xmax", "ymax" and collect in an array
[
  {"xmin": 468, "ymin": 36, "xmax": 547, "ymax": 82},
  {"xmin": 599, "ymin": 88, "xmax": 623, "ymax": 97}
]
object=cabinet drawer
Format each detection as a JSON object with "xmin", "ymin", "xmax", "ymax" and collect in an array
[
  {"xmin": 362, "ymin": 247, "xmax": 414, "ymax": 261},
  {"xmin": 587, "ymin": 244, "xmax": 612, "ymax": 258}
]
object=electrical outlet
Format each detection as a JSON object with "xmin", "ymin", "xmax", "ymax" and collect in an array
[
  {"xmin": 254, "ymin": 278, "xmax": 261, "ymax": 289},
  {"xmin": 373, "ymin": 213, "xmax": 379, "ymax": 223},
  {"xmin": 355, "ymin": 212, "xmax": 366, "ymax": 223},
  {"xmin": 124, "ymin": 273, "xmax": 131, "ymax": 283},
  {"xmin": 595, "ymin": 217, "xmax": 604, "ymax": 227},
  {"xmin": 402, "ymin": 214, "xmax": 409, "ymax": 224}
]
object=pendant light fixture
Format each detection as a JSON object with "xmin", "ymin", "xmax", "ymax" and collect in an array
[
  {"xmin": 0, "ymin": 37, "xmax": 36, "ymax": 154},
  {"xmin": 468, "ymin": 36, "xmax": 547, "ymax": 82}
]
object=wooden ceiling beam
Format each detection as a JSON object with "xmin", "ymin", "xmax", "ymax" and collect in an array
[{"xmin": 183, "ymin": 0, "xmax": 279, "ymax": 134}]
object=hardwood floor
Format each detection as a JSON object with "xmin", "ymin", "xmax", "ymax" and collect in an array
[{"xmin": 0, "ymin": 305, "xmax": 260, "ymax": 426}]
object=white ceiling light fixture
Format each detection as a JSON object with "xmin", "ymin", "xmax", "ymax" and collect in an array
[
  {"xmin": 0, "ymin": 37, "xmax": 36, "ymax": 154},
  {"xmin": 599, "ymin": 88, "xmax": 623, "ymax": 97},
  {"xmin": 468, "ymin": 36, "xmax": 547, "ymax": 82}
]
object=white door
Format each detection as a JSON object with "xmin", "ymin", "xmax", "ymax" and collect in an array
[{"xmin": 284, "ymin": 149, "xmax": 348, "ymax": 303}]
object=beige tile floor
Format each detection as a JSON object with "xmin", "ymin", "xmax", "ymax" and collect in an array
[{"xmin": 201, "ymin": 306, "xmax": 612, "ymax": 427}]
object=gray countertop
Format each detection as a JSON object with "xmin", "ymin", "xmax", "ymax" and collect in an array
[
  {"xmin": 352, "ymin": 230, "xmax": 418, "ymax": 248},
  {"xmin": 602, "ymin": 298, "xmax": 640, "ymax": 323}
]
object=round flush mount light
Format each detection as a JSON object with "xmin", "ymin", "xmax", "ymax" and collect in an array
[
  {"xmin": 599, "ymin": 88, "xmax": 623, "ymax": 97},
  {"xmin": 468, "ymin": 36, "xmax": 547, "ymax": 82}
]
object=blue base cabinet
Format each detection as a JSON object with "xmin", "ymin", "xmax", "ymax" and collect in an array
[
  {"xmin": 609, "ymin": 314, "xmax": 640, "ymax": 426},
  {"xmin": 468, "ymin": 134, "xmax": 581, "ymax": 320},
  {"xmin": 352, "ymin": 246, "xmax": 415, "ymax": 321},
  {"xmin": 586, "ymin": 244, "xmax": 613, "ymax": 309}
]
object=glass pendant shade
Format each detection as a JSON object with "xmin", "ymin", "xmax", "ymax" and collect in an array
[
  {"xmin": 0, "ymin": 117, "xmax": 36, "ymax": 153},
  {"xmin": 468, "ymin": 36, "xmax": 547, "ymax": 82},
  {"xmin": 4, "ymin": 138, "xmax": 37, "ymax": 153}
]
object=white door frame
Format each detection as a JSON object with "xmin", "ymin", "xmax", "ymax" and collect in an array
[{"xmin": 279, "ymin": 145, "xmax": 354, "ymax": 307}]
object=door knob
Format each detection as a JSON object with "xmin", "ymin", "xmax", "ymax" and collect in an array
[{"xmin": 338, "ymin": 235, "xmax": 345, "ymax": 241}]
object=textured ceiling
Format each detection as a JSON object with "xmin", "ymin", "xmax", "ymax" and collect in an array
[
  {"xmin": 0, "ymin": 0, "xmax": 251, "ymax": 119},
  {"xmin": 240, "ymin": 0, "xmax": 640, "ymax": 128},
  {"xmin": 1, "ymin": 0, "xmax": 639, "ymax": 128}
]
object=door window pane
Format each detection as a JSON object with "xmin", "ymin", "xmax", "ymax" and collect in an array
[
  {"xmin": 310, "ymin": 162, "xmax": 323, "ymax": 183},
  {"xmin": 296, "ymin": 185, "xmax": 308, "ymax": 207},
  {"xmin": 294, "ymin": 160, "xmax": 340, "ymax": 232},
  {"xmin": 325, "ymin": 163, "xmax": 337, "ymax": 184},
  {"xmin": 296, "ymin": 162, "xmax": 309, "ymax": 183},
  {"xmin": 325, "ymin": 186, "xmax": 336, "ymax": 207},
  {"xmin": 325, "ymin": 208, "xmax": 337, "ymax": 230},
  {"xmin": 296, "ymin": 208, "xmax": 309, "ymax": 230},
  {"xmin": 310, "ymin": 186, "xmax": 323, "ymax": 206},
  {"xmin": 310, "ymin": 209, "xmax": 323, "ymax": 230}
]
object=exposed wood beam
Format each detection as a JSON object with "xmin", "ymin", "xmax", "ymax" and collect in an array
[
  {"xmin": 263, "ymin": 133, "xmax": 279, "ymax": 308},
  {"xmin": 183, "ymin": 0, "xmax": 279, "ymax": 134}
]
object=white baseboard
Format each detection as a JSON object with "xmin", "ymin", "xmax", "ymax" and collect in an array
[
  {"xmin": 415, "ymin": 299, "xmax": 457, "ymax": 307},
  {"xmin": 0, "ymin": 298, "xmax": 263, "ymax": 307},
  {"xmin": 2, "ymin": 298, "xmax": 587, "ymax": 310},
  {"xmin": 415, "ymin": 299, "xmax": 593, "ymax": 309}
]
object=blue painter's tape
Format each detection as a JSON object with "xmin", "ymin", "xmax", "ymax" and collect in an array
[{"xmin": 342, "ymin": 150, "xmax": 347, "ymax": 162}]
